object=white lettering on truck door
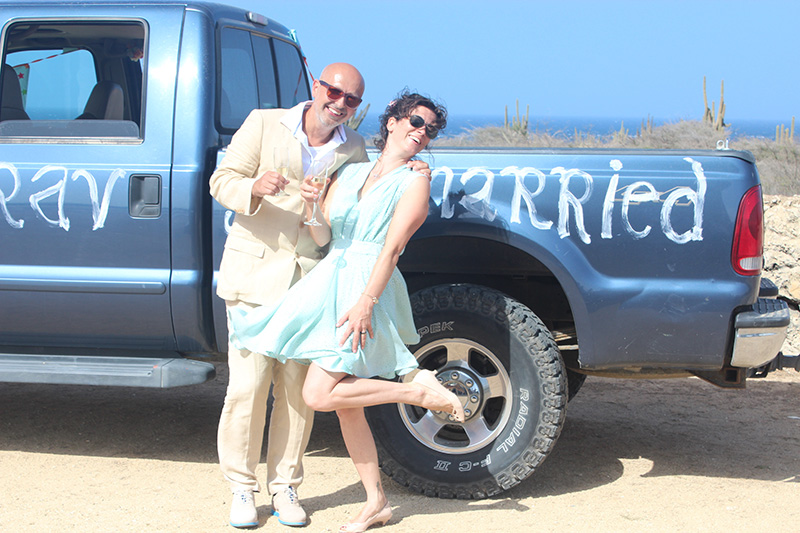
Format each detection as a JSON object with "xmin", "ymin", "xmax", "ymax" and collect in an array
[{"xmin": 0, "ymin": 162, "xmax": 24, "ymax": 229}]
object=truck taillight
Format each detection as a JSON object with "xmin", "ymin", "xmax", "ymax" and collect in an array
[{"xmin": 731, "ymin": 185, "xmax": 763, "ymax": 276}]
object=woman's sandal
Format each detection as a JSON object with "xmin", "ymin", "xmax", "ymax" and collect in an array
[
  {"xmin": 339, "ymin": 501, "xmax": 392, "ymax": 533},
  {"xmin": 411, "ymin": 369, "xmax": 466, "ymax": 423}
]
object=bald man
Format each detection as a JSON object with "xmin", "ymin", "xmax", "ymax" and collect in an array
[{"xmin": 211, "ymin": 63, "xmax": 370, "ymax": 528}]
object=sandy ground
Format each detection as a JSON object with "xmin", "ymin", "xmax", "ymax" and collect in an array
[{"xmin": 1, "ymin": 362, "xmax": 799, "ymax": 533}]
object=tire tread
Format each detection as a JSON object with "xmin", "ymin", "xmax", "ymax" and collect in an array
[{"xmin": 376, "ymin": 284, "xmax": 567, "ymax": 499}]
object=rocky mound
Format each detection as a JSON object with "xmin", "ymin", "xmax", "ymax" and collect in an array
[{"xmin": 763, "ymin": 195, "xmax": 800, "ymax": 356}]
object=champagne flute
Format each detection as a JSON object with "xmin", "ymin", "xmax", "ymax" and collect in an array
[
  {"xmin": 304, "ymin": 160, "xmax": 331, "ymax": 226},
  {"xmin": 273, "ymin": 146, "xmax": 289, "ymax": 197}
]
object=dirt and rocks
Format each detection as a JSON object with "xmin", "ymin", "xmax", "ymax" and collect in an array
[
  {"xmin": 763, "ymin": 195, "xmax": 800, "ymax": 357},
  {"xmin": 0, "ymin": 197, "xmax": 798, "ymax": 533},
  {"xmin": 1, "ymin": 365, "xmax": 799, "ymax": 533}
]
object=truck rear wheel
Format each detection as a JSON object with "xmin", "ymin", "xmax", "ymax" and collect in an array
[{"xmin": 365, "ymin": 284, "xmax": 568, "ymax": 498}]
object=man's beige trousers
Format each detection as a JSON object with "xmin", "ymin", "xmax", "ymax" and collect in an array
[{"xmin": 218, "ymin": 300, "xmax": 314, "ymax": 494}]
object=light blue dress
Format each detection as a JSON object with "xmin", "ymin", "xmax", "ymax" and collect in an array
[{"xmin": 228, "ymin": 162, "xmax": 421, "ymax": 379}]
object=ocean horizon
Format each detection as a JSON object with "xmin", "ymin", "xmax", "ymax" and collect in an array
[{"xmin": 355, "ymin": 114, "xmax": 791, "ymax": 141}]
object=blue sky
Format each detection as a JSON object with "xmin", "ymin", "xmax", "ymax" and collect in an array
[{"xmin": 231, "ymin": 0, "xmax": 796, "ymax": 123}]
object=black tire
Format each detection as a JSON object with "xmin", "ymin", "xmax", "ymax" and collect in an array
[{"xmin": 365, "ymin": 284, "xmax": 568, "ymax": 499}]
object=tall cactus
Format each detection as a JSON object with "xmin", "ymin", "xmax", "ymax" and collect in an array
[
  {"xmin": 775, "ymin": 117, "xmax": 796, "ymax": 144},
  {"xmin": 715, "ymin": 80, "xmax": 726, "ymax": 130},
  {"xmin": 640, "ymin": 115, "xmax": 654, "ymax": 136},
  {"xmin": 703, "ymin": 77, "xmax": 727, "ymax": 130},
  {"xmin": 345, "ymin": 103, "xmax": 370, "ymax": 131},
  {"xmin": 703, "ymin": 77, "xmax": 712, "ymax": 124},
  {"xmin": 504, "ymin": 100, "xmax": 529, "ymax": 135}
]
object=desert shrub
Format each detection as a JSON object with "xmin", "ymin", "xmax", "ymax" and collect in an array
[
  {"xmin": 444, "ymin": 126, "xmax": 539, "ymax": 147},
  {"xmin": 733, "ymin": 137, "xmax": 800, "ymax": 196},
  {"xmin": 616, "ymin": 120, "xmax": 726, "ymax": 149},
  {"xmin": 436, "ymin": 119, "xmax": 799, "ymax": 195}
]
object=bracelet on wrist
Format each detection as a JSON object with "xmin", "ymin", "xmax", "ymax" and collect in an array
[{"xmin": 363, "ymin": 292, "xmax": 379, "ymax": 304}]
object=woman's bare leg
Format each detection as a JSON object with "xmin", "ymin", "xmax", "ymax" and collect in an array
[
  {"xmin": 301, "ymin": 363, "xmax": 456, "ymax": 414},
  {"xmin": 303, "ymin": 365, "xmax": 460, "ymax": 529},
  {"xmin": 336, "ymin": 407, "xmax": 387, "ymax": 524}
]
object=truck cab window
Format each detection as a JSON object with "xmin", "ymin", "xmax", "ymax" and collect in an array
[
  {"xmin": 219, "ymin": 27, "xmax": 259, "ymax": 131},
  {"xmin": 0, "ymin": 20, "xmax": 144, "ymax": 139},
  {"xmin": 5, "ymin": 49, "xmax": 96, "ymax": 119},
  {"xmin": 252, "ymin": 34, "xmax": 278, "ymax": 111},
  {"xmin": 218, "ymin": 28, "xmax": 309, "ymax": 133},
  {"xmin": 273, "ymin": 38, "xmax": 310, "ymax": 108}
]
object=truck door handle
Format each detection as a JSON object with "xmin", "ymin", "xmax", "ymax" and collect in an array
[{"xmin": 129, "ymin": 174, "xmax": 161, "ymax": 218}]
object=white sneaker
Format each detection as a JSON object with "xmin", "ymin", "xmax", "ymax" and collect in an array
[
  {"xmin": 230, "ymin": 489, "xmax": 258, "ymax": 528},
  {"xmin": 271, "ymin": 486, "xmax": 308, "ymax": 527}
]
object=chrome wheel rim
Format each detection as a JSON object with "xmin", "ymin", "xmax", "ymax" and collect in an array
[{"xmin": 399, "ymin": 338, "xmax": 512, "ymax": 454}]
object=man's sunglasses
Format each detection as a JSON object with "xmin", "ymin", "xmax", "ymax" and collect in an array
[
  {"xmin": 409, "ymin": 114, "xmax": 440, "ymax": 139},
  {"xmin": 318, "ymin": 79, "xmax": 362, "ymax": 109}
]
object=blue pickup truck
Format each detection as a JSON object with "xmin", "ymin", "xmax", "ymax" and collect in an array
[{"xmin": 0, "ymin": 0, "xmax": 791, "ymax": 498}]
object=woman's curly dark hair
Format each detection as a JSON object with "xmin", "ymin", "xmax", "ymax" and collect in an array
[{"xmin": 373, "ymin": 90, "xmax": 447, "ymax": 152}]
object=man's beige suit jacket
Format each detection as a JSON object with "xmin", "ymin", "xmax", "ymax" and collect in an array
[{"xmin": 210, "ymin": 106, "xmax": 368, "ymax": 307}]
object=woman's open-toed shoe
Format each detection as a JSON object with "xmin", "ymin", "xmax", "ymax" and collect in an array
[
  {"xmin": 339, "ymin": 501, "xmax": 392, "ymax": 533},
  {"xmin": 412, "ymin": 369, "xmax": 465, "ymax": 423}
]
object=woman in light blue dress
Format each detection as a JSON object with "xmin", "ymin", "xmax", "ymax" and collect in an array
[{"xmin": 228, "ymin": 92, "xmax": 463, "ymax": 532}]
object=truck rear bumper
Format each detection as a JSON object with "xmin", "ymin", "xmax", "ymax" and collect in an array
[
  {"xmin": 0, "ymin": 354, "xmax": 216, "ymax": 387},
  {"xmin": 730, "ymin": 297, "xmax": 790, "ymax": 368}
]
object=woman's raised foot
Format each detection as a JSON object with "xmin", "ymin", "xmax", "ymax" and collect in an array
[{"xmin": 411, "ymin": 369, "xmax": 465, "ymax": 423}]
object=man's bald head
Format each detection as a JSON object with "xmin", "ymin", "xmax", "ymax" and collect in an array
[
  {"xmin": 319, "ymin": 63, "xmax": 365, "ymax": 98},
  {"xmin": 306, "ymin": 62, "xmax": 366, "ymax": 136}
]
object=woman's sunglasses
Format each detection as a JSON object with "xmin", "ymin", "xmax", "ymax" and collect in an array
[
  {"xmin": 318, "ymin": 80, "xmax": 362, "ymax": 109},
  {"xmin": 408, "ymin": 114, "xmax": 440, "ymax": 139}
]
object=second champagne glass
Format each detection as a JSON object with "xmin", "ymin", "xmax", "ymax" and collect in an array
[
  {"xmin": 273, "ymin": 146, "xmax": 289, "ymax": 197},
  {"xmin": 305, "ymin": 160, "xmax": 331, "ymax": 226}
]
